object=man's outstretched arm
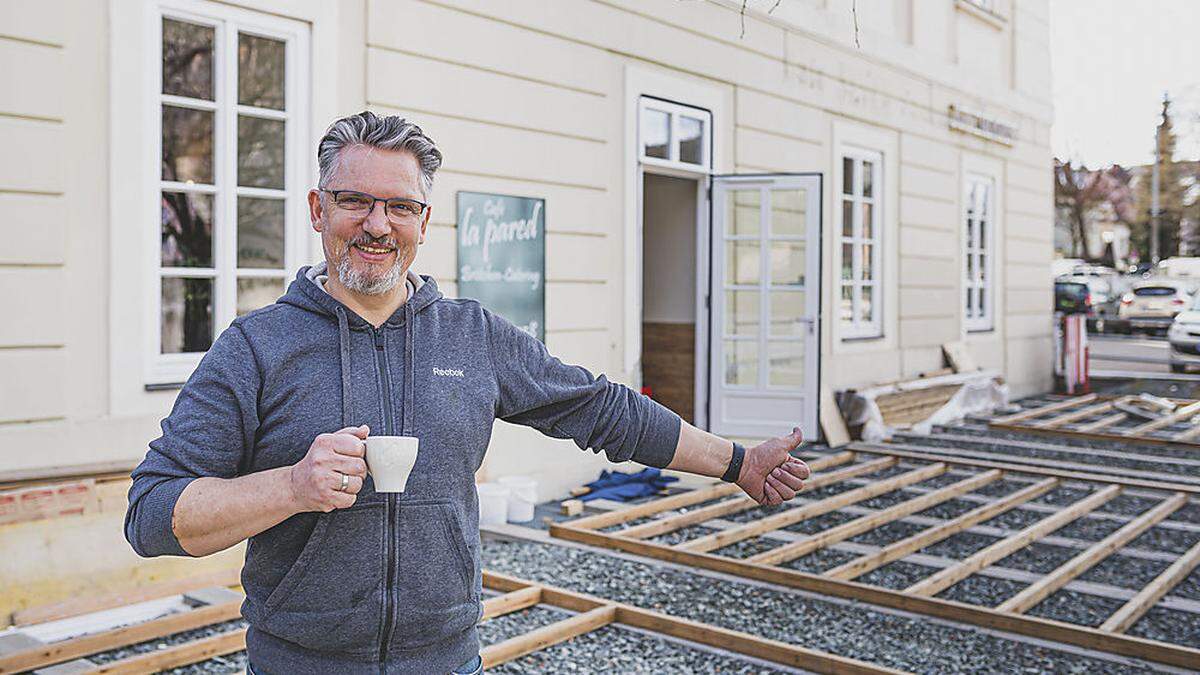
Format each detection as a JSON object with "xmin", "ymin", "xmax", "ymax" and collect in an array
[{"xmin": 667, "ymin": 421, "xmax": 809, "ymax": 506}]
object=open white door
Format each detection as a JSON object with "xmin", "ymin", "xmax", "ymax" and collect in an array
[{"xmin": 709, "ymin": 174, "xmax": 821, "ymax": 440}]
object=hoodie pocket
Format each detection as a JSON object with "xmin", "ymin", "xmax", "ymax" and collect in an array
[
  {"xmin": 390, "ymin": 500, "xmax": 480, "ymax": 649},
  {"xmin": 261, "ymin": 501, "xmax": 386, "ymax": 655}
]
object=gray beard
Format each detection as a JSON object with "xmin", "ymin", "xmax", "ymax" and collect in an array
[{"xmin": 335, "ymin": 251, "xmax": 405, "ymax": 295}]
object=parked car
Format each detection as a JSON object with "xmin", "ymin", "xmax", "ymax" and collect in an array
[
  {"xmin": 1168, "ymin": 296, "xmax": 1200, "ymax": 372},
  {"xmin": 1054, "ymin": 280, "xmax": 1091, "ymax": 315},
  {"xmin": 1060, "ymin": 273, "xmax": 1117, "ymax": 326},
  {"xmin": 1118, "ymin": 280, "xmax": 1193, "ymax": 334}
]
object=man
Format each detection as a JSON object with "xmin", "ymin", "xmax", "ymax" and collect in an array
[{"xmin": 125, "ymin": 111, "xmax": 811, "ymax": 674}]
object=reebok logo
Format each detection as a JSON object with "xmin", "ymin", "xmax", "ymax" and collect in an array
[{"xmin": 433, "ymin": 366, "xmax": 465, "ymax": 378}]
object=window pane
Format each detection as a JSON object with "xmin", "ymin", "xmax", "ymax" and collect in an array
[
  {"xmin": 861, "ymin": 202, "xmax": 873, "ymax": 239},
  {"xmin": 768, "ymin": 341, "xmax": 804, "ymax": 387},
  {"xmin": 238, "ymin": 277, "xmax": 284, "ymax": 316},
  {"xmin": 162, "ymin": 18, "xmax": 214, "ymax": 100},
  {"xmin": 238, "ymin": 33, "xmax": 286, "ymax": 110},
  {"xmin": 641, "ymin": 108, "xmax": 670, "ymax": 159},
  {"xmin": 841, "ymin": 243, "xmax": 853, "ymax": 280},
  {"xmin": 161, "ymin": 192, "xmax": 214, "ymax": 267},
  {"xmin": 862, "ymin": 160, "xmax": 874, "ymax": 198},
  {"xmin": 770, "ymin": 189, "xmax": 805, "ymax": 237},
  {"xmin": 161, "ymin": 277, "xmax": 213, "ymax": 353},
  {"xmin": 769, "ymin": 291, "xmax": 805, "ymax": 337},
  {"xmin": 162, "ymin": 105, "xmax": 214, "ymax": 183},
  {"xmin": 966, "ymin": 217, "xmax": 975, "ymax": 248},
  {"xmin": 859, "ymin": 285, "xmax": 874, "ymax": 323},
  {"xmin": 979, "ymin": 287, "xmax": 987, "ymax": 315},
  {"xmin": 840, "ymin": 285, "xmax": 854, "ymax": 322},
  {"xmin": 978, "ymin": 217, "xmax": 987, "ymax": 251},
  {"xmin": 725, "ymin": 290, "xmax": 760, "ymax": 336},
  {"xmin": 727, "ymin": 241, "xmax": 760, "ymax": 285},
  {"xmin": 842, "ymin": 157, "xmax": 854, "ymax": 195},
  {"xmin": 770, "ymin": 241, "xmax": 805, "ymax": 286},
  {"xmin": 842, "ymin": 199, "xmax": 854, "ymax": 237},
  {"xmin": 978, "ymin": 254, "xmax": 988, "ymax": 280},
  {"xmin": 728, "ymin": 189, "xmax": 760, "ymax": 236},
  {"xmin": 238, "ymin": 115, "xmax": 286, "ymax": 188},
  {"xmin": 860, "ymin": 244, "xmax": 873, "ymax": 280},
  {"xmin": 238, "ymin": 197, "xmax": 285, "ymax": 268},
  {"xmin": 966, "ymin": 287, "xmax": 976, "ymax": 316},
  {"xmin": 967, "ymin": 253, "xmax": 977, "ymax": 281},
  {"xmin": 723, "ymin": 340, "xmax": 758, "ymax": 386},
  {"xmin": 678, "ymin": 116, "xmax": 703, "ymax": 164}
]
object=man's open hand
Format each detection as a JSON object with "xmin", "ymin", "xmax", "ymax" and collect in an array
[
  {"xmin": 289, "ymin": 425, "xmax": 370, "ymax": 512},
  {"xmin": 736, "ymin": 427, "xmax": 810, "ymax": 506}
]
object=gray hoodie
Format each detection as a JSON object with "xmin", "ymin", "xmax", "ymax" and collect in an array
[{"xmin": 125, "ymin": 263, "xmax": 681, "ymax": 674}]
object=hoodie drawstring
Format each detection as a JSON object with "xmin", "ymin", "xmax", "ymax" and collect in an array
[
  {"xmin": 403, "ymin": 301, "xmax": 415, "ymax": 435},
  {"xmin": 335, "ymin": 306, "xmax": 353, "ymax": 428}
]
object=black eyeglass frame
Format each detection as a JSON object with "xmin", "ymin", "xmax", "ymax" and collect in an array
[{"xmin": 317, "ymin": 188, "xmax": 430, "ymax": 220}]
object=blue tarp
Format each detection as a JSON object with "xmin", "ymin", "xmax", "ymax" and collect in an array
[{"xmin": 578, "ymin": 467, "xmax": 679, "ymax": 502}]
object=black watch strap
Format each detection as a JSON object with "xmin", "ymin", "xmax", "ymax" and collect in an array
[{"xmin": 721, "ymin": 442, "xmax": 745, "ymax": 483}]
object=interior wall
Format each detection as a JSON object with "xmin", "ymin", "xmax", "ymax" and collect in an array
[{"xmin": 642, "ymin": 173, "xmax": 698, "ymax": 323}]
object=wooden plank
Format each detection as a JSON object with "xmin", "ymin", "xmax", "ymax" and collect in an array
[
  {"xmin": 820, "ymin": 385, "xmax": 851, "ymax": 447},
  {"xmin": 1071, "ymin": 411, "xmax": 1128, "ymax": 433},
  {"xmin": 548, "ymin": 522, "xmax": 1200, "ymax": 670},
  {"xmin": 989, "ymin": 394, "xmax": 1097, "ymax": 425},
  {"xmin": 1172, "ymin": 421, "xmax": 1200, "ymax": 442},
  {"xmin": 848, "ymin": 443, "xmax": 1200, "ymax": 495},
  {"xmin": 1127, "ymin": 401, "xmax": 1200, "ymax": 435},
  {"xmin": 823, "ymin": 477, "xmax": 1061, "ymax": 581},
  {"xmin": 678, "ymin": 461, "xmax": 941, "ymax": 553},
  {"xmin": 567, "ymin": 481, "xmax": 745, "ymax": 531},
  {"xmin": 0, "ymin": 598, "xmax": 242, "ymax": 673},
  {"xmin": 1030, "ymin": 399, "xmax": 1116, "ymax": 429},
  {"xmin": 942, "ymin": 340, "xmax": 978, "ymax": 372},
  {"xmin": 746, "ymin": 470, "xmax": 1003, "ymax": 566},
  {"xmin": 905, "ymin": 484, "xmax": 1123, "ymax": 597},
  {"xmin": 90, "ymin": 628, "xmax": 246, "ymax": 675},
  {"xmin": 617, "ymin": 452, "xmax": 857, "ymax": 539},
  {"xmin": 997, "ymin": 492, "xmax": 1189, "ymax": 614},
  {"xmin": 481, "ymin": 586, "xmax": 542, "ymax": 621},
  {"xmin": 480, "ymin": 605, "xmax": 617, "ymax": 668},
  {"xmin": 1100, "ymin": 536, "xmax": 1200, "ymax": 633}
]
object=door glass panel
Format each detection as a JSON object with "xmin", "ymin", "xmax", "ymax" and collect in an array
[
  {"xmin": 238, "ymin": 115, "xmax": 286, "ymax": 188},
  {"xmin": 678, "ymin": 116, "xmax": 704, "ymax": 164},
  {"xmin": 725, "ymin": 291, "xmax": 760, "ymax": 336},
  {"xmin": 769, "ymin": 291, "xmax": 805, "ymax": 337},
  {"xmin": 162, "ymin": 19, "xmax": 214, "ymax": 100},
  {"xmin": 237, "ymin": 277, "xmax": 284, "ymax": 316},
  {"xmin": 162, "ymin": 105, "xmax": 214, "ymax": 183},
  {"xmin": 238, "ymin": 33, "xmax": 286, "ymax": 110},
  {"xmin": 161, "ymin": 192, "xmax": 214, "ymax": 267},
  {"xmin": 860, "ymin": 244, "xmax": 873, "ymax": 280},
  {"xmin": 842, "ymin": 157, "xmax": 854, "ymax": 195},
  {"xmin": 727, "ymin": 189, "xmax": 761, "ymax": 236},
  {"xmin": 768, "ymin": 341, "xmax": 804, "ymax": 387},
  {"xmin": 161, "ymin": 277, "xmax": 213, "ymax": 353},
  {"xmin": 770, "ymin": 241, "xmax": 805, "ymax": 286},
  {"xmin": 770, "ymin": 189, "xmax": 806, "ymax": 237},
  {"xmin": 723, "ymin": 340, "xmax": 758, "ymax": 386},
  {"xmin": 859, "ymin": 286, "xmax": 874, "ymax": 323},
  {"xmin": 862, "ymin": 161, "xmax": 874, "ymax": 198},
  {"xmin": 237, "ymin": 197, "xmax": 285, "ymax": 268},
  {"xmin": 842, "ymin": 199, "xmax": 854, "ymax": 237},
  {"xmin": 727, "ymin": 241, "xmax": 760, "ymax": 285},
  {"xmin": 840, "ymin": 285, "xmax": 853, "ymax": 321},
  {"xmin": 641, "ymin": 108, "xmax": 670, "ymax": 159},
  {"xmin": 841, "ymin": 244, "xmax": 853, "ymax": 280},
  {"xmin": 861, "ymin": 202, "xmax": 873, "ymax": 239}
]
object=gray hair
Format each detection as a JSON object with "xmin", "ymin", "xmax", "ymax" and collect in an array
[{"xmin": 316, "ymin": 111, "xmax": 443, "ymax": 197}]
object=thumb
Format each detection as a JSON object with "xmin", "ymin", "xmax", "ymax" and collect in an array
[{"xmin": 787, "ymin": 426, "xmax": 804, "ymax": 446}]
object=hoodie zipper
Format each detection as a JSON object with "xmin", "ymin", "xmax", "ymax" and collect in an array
[{"xmin": 373, "ymin": 328, "xmax": 398, "ymax": 665}]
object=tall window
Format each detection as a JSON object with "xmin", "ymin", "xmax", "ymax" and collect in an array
[
  {"xmin": 964, "ymin": 173, "xmax": 995, "ymax": 331},
  {"xmin": 156, "ymin": 7, "xmax": 306, "ymax": 367},
  {"xmin": 838, "ymin": 148, "xmax": 883, "ymax": 338}
]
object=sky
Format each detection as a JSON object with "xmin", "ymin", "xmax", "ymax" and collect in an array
[{"xmin": 1050, "ymin": 0, "xmax": 1200, "ymax": 169}]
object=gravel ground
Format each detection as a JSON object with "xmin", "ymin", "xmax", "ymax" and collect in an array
[
  {"xmin": 488, "ymin": 624, "xmax": 789, "ymax": 674},
  {"xmin": 780, "ymin": 510, "xmax": 856, "ymax": 535},
  {"xmin": 859, "ymin": 561, "xmax": 940, "ymax": 590},
  {"xmin": 163, "ymin": 653, "xmax": 247, "ymax": 675},
  {"xmin": 1130, "ymin": 524, "xmax": 1200, "ymax": 554},
  {"xmin": 1027, "ymin": 589, "xmax": 1125, "ymax": 628},
  {"xmin": 780, "ymin": 547, "xmax": 860, "ymax": 574},
  {"xmin": 1174, "ymin": 568, "xmax": 1200, "ymax": 600},
  {"xmin": 971, "ymin": 478, "xmax": 1031, "ymax": 500},
  {"xmin": 1077, "ymin": 555, "xmax": 1171, "ymax": 590},
  {"xmin": 1174, "ymin": 502, "xmax": 1200, "ymax": 524},
  {"xmin": 479, "ymin": 605, "xmax": 570, "ymax": 645},
  {"xmin": 1098, "ymin": 494, "xmax": 1168, "ymax": 518},
  {"xmin": 714, "ymin": 536, "xmax": 784, "ymax": 560},
  {"xmin": 915, "ymin": 497, "xmax": 981, "ymax": 520},
  {"xmin": 650, "ymin": 525, "xmax": 717, "ymax": 547},
  {"xmin": 481, "ymin": 538, "xmax": 1159, "ymax": 673},
  {"xmin": 89, "ymin": 618, "xmax": 247, "ymax": 665},
  {"xmin": 936, "ymin": 420, "xmax": 1200, "ymax": 462},
  {"xmin": 981, "ymin": 505, "xmax": 1053, "ymax": 531},
  {"xmin": 937, "ymin": 576, "xmax": 1028, "ymax": 606},
  {"xmin": 1030, "ymin": 486, "xmax": 1097, "ymax": 507},
  {"xmin": 995, "ymin": 542, "xmax": 1079, "ymax": 574},
  {"xmin": 847, "ymin": 520, "xmax": 929, "ymax": 547},
  {"xmin": 919, "ymin": 531, "xmax": 1001, "ymax": 559},
  {"xmin": 1126, "ymin": 606, "xmax": 1200, "ymax": 649},
  {"xmin": 1055, "ymin": 514, "xmax": 1126, "ymax": 542}
]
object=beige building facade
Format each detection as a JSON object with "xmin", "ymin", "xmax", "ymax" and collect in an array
[{"xmin": 1, "ymin": 0, "xmax": 1053, "ymax": 502}]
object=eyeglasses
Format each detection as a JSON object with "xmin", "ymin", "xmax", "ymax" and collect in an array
[{"xmin": 318, "ymin": 189, "xmax": 429, "ymax": 223}]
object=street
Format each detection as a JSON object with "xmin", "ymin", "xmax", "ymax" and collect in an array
[{"xmin": 1089, "ymin": 333, "xmax": 1173, "ymax": 373}]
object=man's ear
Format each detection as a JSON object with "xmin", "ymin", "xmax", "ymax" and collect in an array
[
  {"xmin": 308, "ymin": 189, "xmax": 324, "ymax": 232},
  {"xmin": 419, "ymin": 206, "xmax": 431, "ymax": 245}
]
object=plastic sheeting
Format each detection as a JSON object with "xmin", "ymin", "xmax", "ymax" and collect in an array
[{"xmin": 843, "ymin": 370, "xmax": 1009, "ymax": 442}]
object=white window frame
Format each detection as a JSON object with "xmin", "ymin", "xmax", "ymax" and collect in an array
[
  {"xmin": 837, "ymin": 147, "xmax": 884, "ymax": 339},
  {"xmin": 963, "ymin": 172, "xmax": 996, "ymax": 332},
  {"xmin": 637, "ymin": 97, "xmax": 712, "ymax": 174},
  {"xmin": 144, "ymin": 0, "xmax": 310, "ymax": 385}
]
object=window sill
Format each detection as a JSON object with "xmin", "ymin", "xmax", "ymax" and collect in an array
[
  {"xmin": 955, "ymin": 0, "xmax": 1007, "ymax": 30},
  {"xmin": 145, "ymin": 382, "xmax": 185, "ymax": 392},
  {"xmin": 841, "ymin": 334, "xmax": 885, "ymax": 343},
  {"xmin": 965, "ymin": 327, "xmax": 996, "ymax": 335}
]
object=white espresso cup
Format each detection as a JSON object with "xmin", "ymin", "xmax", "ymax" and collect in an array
[{"xmin": 364, "ymin": 435, "xmax": 420, "ymax": 492}]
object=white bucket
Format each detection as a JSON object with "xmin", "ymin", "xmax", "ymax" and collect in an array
[
  {"xmin": 497, "ymin": 475, "xmax": 538, "ymax": 523},
  {"xmin": 477, "ymin": 483, "xmax": 510, "ymax": 526}
]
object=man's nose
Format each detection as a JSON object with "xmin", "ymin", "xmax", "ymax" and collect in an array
[{"xmin": 362, "ymin": 202, "xmax": 391, "ymax": 238}]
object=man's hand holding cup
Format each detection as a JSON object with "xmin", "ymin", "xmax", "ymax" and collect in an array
[{"xmin": 290, "ymin": 425, "xmax": 370, "ymax": 512}]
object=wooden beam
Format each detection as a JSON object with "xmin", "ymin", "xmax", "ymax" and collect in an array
[
  {"xmin": 1030, "ymin": 399, "xmax": 1117, "ymax": 429},
  {"xmin": 997, "ymin": 492, "xmax": 1188, "ymax": 614},
  {"xmin": 90, "ymin": 628, "xmax": 246, "ymax": 675},
  {"xmin": 678, "ymin": 461, "xmax": 942, "ymax": 554},
  {"xmin": 480, "ymin": 605, "xmax": 617, "ymax": 668},
  {"xmin": 617, "ymin": 452, "xmax": 855, "ymax": 539},
  {"xmin": 1073, "ymin": 411, "xmax": 1128, "ymax": 433},
  {"xmin": 906, "ymin": 484, "xmax": 1123, "ymax": 597},
  {"xmin": 746, "ymin": 470, "xmax": 1003, "ymax": 566},
  {"xmin": 481, "ymin": 586, "xmax": 542, "ymax": 621},
  {"xmin": 823, "ymin": 477, "xmax": 1060, "ymax": 581},
  {"xmin": 567, "ymin": 482, "xmax": 747, "ymax": 531},
  {"xmin": 990, "ymin": 395, "xmax": 1097, "ymax": 425},
  {"xmin": 1101, "ymin": 537, "xmax": 1200, "ymax": 633},
  {"xmin": 548, "ymin": 522, "xmax": 1200, "ymax": 670},
  {"xmin": 0, "ymin": 598, "xmax": 242, "ymax": 673},
  {"xmin": 1127, "ymin": 401, "xmax": 1200, "ymax": 435},
  {"xmin": 1172, "ymin": 421, "xmax": 1200, "ymax": 442},
  {"xmin": 848, "ymin": 443, "xmax": 1200, "ymax": 494}
]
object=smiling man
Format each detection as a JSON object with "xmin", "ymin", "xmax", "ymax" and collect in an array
[{"xmin": 125, "ymin": 111, "xmax": 811, "ymax": 675}]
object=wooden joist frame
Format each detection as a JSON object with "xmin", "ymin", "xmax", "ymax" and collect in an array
[
  {"xmin": 550, "ymin": 449, "xmax": 1200, "ymax": 670},
  {"xmin": 990, "ymin": 395, "xmax": 1200, "ymax": 447}
]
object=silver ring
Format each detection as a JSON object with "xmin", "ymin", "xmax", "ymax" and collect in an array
[{"xmin": 337, "ymin": 471, "xmax": 349, "ymax": 492}]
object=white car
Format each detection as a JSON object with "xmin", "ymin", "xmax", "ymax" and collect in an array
[
  {"xmin": 1168, "ymin": 298, "xmax": 1200, "ymax": 372},
  {"xmin": 1118, "ymin": 280, "xmax": 1193, "ymax": 334}
]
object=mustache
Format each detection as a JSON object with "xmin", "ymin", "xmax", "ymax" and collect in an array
[{"xmin": 342, "ymin": 234, "xmax": 398, "ymax": 250}]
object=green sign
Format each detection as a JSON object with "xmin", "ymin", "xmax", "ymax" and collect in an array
[{"xmin": 456, "ymin": 191, "xmax": 546, "ymax": 342}]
